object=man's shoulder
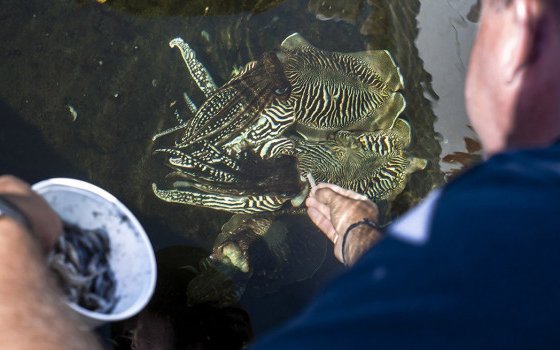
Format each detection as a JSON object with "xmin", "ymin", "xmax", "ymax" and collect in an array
[
  {"xmin": 447, "ymin": 142, "xmax": 560, "ymax": 192},
  {"xmin": 428, "ymin": 143, "xmax": 560, "ymax": 246},
  {"xmin": 441, "ymin": 142, "xmax": 560, "ymax": 204},
  {"xmin": 387, "ymin": 143, "xmax": 560, "ymax": 246}
]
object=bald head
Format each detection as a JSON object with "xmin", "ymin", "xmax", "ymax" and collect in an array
[{"xmin": 466, "ymin": 0, "xmax": 560, "ymax": 156}]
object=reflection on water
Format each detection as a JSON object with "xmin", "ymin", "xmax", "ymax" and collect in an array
[
  {"xmin": 442, "ymin": 135, "xmax": 482, "ymax": 181},
  {"xmin": 307, "ymin": 0, "xmax": 364, "ymax": 24},
  {"xmin": 416, "ymin": 0, "xmax": 481, "ymax": 175},
  {"xmin": 0, "ymin": 0, "xmax": 478, "ymax": 338}
]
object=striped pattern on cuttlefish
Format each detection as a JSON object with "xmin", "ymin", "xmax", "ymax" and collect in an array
[{"xmin": 152, "ymin": 33, "xmax": 425, "ymax": 213}]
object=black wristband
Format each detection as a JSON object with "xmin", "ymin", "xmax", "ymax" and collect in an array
[
  {"xmin": 341, "ymin": 218, "xmax": 380, "ymax": 266},
  {"xmin": 0, "ymin": 195, "xmax": 32, "ymax": 230}
]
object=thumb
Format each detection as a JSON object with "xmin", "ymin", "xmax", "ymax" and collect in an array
[{"xmin": 313, "ymin": 187, "xmax": 340, "ymax": 206}]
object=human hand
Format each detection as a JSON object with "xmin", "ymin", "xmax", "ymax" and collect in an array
[
  {"xmin": 305, "ymin": 183, "xmax": 382, "ymax": 265},
  {"xmin": 0, "ymin": 175, "xmax": 63, "ymax": 252}
]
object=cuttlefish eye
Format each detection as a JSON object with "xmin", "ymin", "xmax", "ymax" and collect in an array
[{"xmin": 274, "ymin": 86, "xmax": 289, "ymax": 95}]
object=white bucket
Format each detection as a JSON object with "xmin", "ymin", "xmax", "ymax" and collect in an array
[{"xmin": 32, "ymin": 178, "xmax": 157, "ymax": 329}]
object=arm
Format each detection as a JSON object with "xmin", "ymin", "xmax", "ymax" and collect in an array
[
  {"xmin": 305, "ymin": 183, "xmax": 383, "ymax": 266},
  {"xmin": 0, "ymin": 175, "xmax": 101, "ymax": 350}
]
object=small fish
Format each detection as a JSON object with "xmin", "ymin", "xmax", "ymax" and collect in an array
[
  {"xmin": 66, "ymin": 105, "xmax": 78, "ymax": 122},
  {"xmin": 48, "ymin": 222, "xmax": 118, "ymax": 313},
  {"xmin": 65, "ymin": 243, "xmax": 82, "ymax": 270}
]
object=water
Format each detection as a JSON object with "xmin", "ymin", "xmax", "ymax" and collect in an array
[
  {"xmin": 0, "ymin": 0, "xmax": 479, "ymax": 342},
  {"xmin": 417, "ymin": 0, "xmax": 480, "ymax": 176}
]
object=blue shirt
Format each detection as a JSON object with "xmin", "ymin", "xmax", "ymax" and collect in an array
[{"xmin": 250, "ymin": 143, "xmax": 560, "ymax": 349}]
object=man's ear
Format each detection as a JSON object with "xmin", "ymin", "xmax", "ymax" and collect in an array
[{"xmin": 505, "ymin": 0, "xmax": 544, "ymax": 83}]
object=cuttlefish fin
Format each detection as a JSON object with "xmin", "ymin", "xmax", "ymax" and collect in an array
[
  {"xmin": 407, "ymin": 157, "xmax": 428, "ymax": 174},
  {"xmin": 281, "ymin": 32, "xmax": 314, "ymax": 50},
  {"xmin": 391, "ymin": 118, "xmax": 412, "ymax": 148},
  {"xmin": 348, "ymin": 50, "xmax": 404, "ymax": 92},
  {"xmin": 281, "ymin": 33, "xmax": 404, "ymax": 92}
]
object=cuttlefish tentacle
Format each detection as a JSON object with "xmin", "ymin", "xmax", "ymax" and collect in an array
[
  {"xmin": 169, "ymin": 37, "xmax": 218, "ymax": 98},
  {"xmin": 152, "ymin": 183, "xmax": 289, "ymax": 214}
]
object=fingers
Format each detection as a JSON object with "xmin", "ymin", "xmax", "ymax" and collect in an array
[
  {"xmin": 306, "ymin": 182, "xmax": 382, "ymax": 265},
  {"xmin": 306, "ymin": 207, "xmax": 338, "ymax": 244},
  {"xmin": 313, "ymin": 183, "xmax": 370, "ymax": 202},
  {"xmin": 311, "ymin": 187, "xmax": 339, "ymax": 206},
  {"xmin": 305, "ymin": 196, "xmax": 331, "ymax": 222},
  {"xmin": 306, "ymin": 195, "xmax": 339, "ymax": 244}
]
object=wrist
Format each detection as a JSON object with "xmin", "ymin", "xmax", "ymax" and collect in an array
[{"xmin": 341, "ymin": 218, "xmax": 383, "ymax": 267}]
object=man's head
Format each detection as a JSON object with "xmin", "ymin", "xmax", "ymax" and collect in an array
[{"xmin": 465, "ymin": 0, "xmax": 560, "ymax": 157}]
